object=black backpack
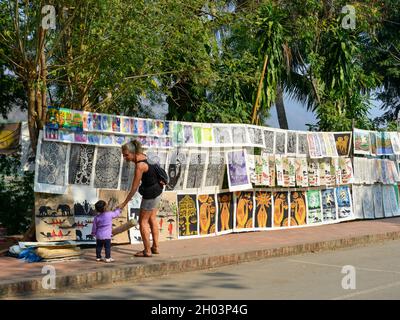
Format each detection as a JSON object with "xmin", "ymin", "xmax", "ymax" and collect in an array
[{"xmin": 152, "ymin": 163, "xmax": 169, "ymax": 186}]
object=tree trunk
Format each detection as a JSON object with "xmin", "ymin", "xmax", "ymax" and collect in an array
[{"xmin": 275, "ymin": 85, "xmax": 289, "ymax": 129}]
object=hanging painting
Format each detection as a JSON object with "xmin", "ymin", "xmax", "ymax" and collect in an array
[
  {"xmin": 263, "ymin": 129, "xmax": 275, "ymax": 154},
  {"xmin": 334, "ymin": 132, "xmax": 352, "ymax": 156},
  {"xmin": 197, "ymin": 194, "xmax": 217, "ymax": 236},
  {"xmin": 234, "ymin": 191, "xmax": 254, "ymax": 231},
  {"xmin": 203, "ymin": 151, "xmax": 225, "ymax": 191},
  {"xmin": 372, "ymin": 184, "xmax": 384, "ymax": 218},
  {"xmin": 296, "ymin": 132, "xmax": 308, "ymax": 157},
  {"xmin": 166, "ymin": 148, "xmax": 189, "ymax": 191},
  {"xmin": 217, "ymin": 192, "xmax": 234, "ymax": 234},
  {"xmin": 254, "ymin": 191, "xmax": 273, "ymax": 229},
  {"xmin": 321, "ymin": 189, "xmax": 337, "ymax": 222},
  {"xmin": 353, "ymin": 129, "xmax": 371, "ymax": 155},
  {"xmin": 68, "ymin": 144, "xmax": 95, "ymax": 185},
  {"xmin": 232, "ymin": 125, "xmax": 249, "ymax": 145},
  {"xmin": 226, "ymin": 149, "xmax": 252, "ymax": 192},
  {"xmin": 120, "ymin": 160, "xmax": 135, "ymax": 191},
  {"xmin": 35, "ymin": 191, "xmax": 76, "ymax": 242},
  {"xmin": 286, "ymin": 131, "xmax": 297, "ymax": 156},
  {"xmin": 177, "ymin": 194, "xmax": 198, "ymax": 238},
  {"xmin": 273, "ymin": 191, "xmax": 289, "ymax": 227},
  {"xmin": 157, "ymin": 192, "xmax": 178, "ymax": 241},
  {"xmin": 275, "ymin": 131, "xmax": 286, "ymax": 155},
  {"xmin": 335, "ymin": 186, "xmax": 353, "ymax": 220},
  {"xmin": 94, "ymin": 147, "xmax": 122, "ymax": 189},
  {"xmin": 247, "ymin": 125, "xmax": 264, "ymax": 147},
  {"xmin": 213, "ymin": 125, "xmax": 233, "ymax": 146},
  {"xmin": 184, "ymin": 150, "xmax": 208, "ymax": 190},
  {"xmin": 306, "ymin": 190, "xmax": 323, "ymax": 224},
  {"xmin": 289, "ymin": 191, "xmax": 307, "ymax": 226}
]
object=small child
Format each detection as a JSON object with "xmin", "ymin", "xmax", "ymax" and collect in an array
[{"xmin": 91, "ymin": 200, "xmax": 121, "ymax": 263}]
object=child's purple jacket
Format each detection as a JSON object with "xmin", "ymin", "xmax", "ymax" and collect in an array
[{"xmin": 91, "ymin": 208, "xmax": 122, "ymax": 240}]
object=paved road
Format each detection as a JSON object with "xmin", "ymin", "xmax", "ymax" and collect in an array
[{"xmin": 29, "ymin": 239, "xmax": 400, "ymax": 300}]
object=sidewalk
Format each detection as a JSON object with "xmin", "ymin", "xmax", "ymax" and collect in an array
[{"xmin": 1, "ymin": 217, "xmax": 400, "ymax": 299}]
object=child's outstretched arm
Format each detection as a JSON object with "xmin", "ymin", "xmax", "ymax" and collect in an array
[{"xmin": 110, "ymin": 207, "xmax": 122, "ymax": 219}]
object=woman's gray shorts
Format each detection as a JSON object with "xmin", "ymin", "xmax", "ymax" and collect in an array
[{"xmin": 140, "ymin": 195, "xmax": 162, "ymax": 211}]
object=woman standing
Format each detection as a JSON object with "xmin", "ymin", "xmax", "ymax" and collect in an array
[{"xmin": 119, "ymin": 140, "xmax": 163, "ymax": 257}]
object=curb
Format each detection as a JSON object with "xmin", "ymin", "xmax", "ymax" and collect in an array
[{"xmin": 2, "ymin": 230, "xmax": 400, "ymax": 298}]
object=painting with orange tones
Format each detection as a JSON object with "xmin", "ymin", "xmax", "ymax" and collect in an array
[
  {"xmin": 273, "ymin": 192, "xmax": 289, "ymax": 228},
  {"xmin": 254, "ymin": 191, "xmax": 273, "ymax": 229},
  {"xmin": 234, "ymin": 191, "xmax": 254, "ymax": 231},
  {"xmin": 197, "ymin": 194, "xmax": 217, "ymax": 236},
  {"xmin": 217, "ymin": 192, "xmax": 234, "ymax": 234},
  {"xmin": 289, "ymin": 191, "xmax": 307, "ymax": 227},
  {"xmin": 334, "ymin": 132, "xmax": 352, "ymax": 156}
]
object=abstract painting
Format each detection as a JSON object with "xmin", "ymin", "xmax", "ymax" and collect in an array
[
  {"xmin": 254, "ymin": 191, "xmax": 273, "ymax": 229},
  {"xmin": 213, "ymin": 125, "xmax": 233, "ymax": 145},
  {"xmin": 273, "ymin": 191, "xmax": 289, "ymax": 227},
  {"xmin": 275, "ymin": 131, "xmax": 286, "ymax": 155},
  {"xmin": 226, "ymin": 149, "xmax": 252, "ymax": 192},
  {"xmin": 203, "ymin": 151, "xmax": 225, "ymax": 191},
  {"xmin": 289, "ymin": 191, "xmax": 307, "ymax": 226},
  {"xmin": 37, "ymin": 140, "xmax": 68, "ymax": 188},
  {"xmin": 234, "ymin": 191, "xmax": 254, "ymax": 231},
  {"xmin": 232, "ymin": 126, "xmax": 249, "ymax": 145},
  {"xmin": 94, "ymin": 147, "xmax": 121, "ymax": 189},
  {"xmin": 306, "ymin": 190, "xmax": 323, "ymax": 224},
  {"xmin": 184, "ymin": 151, "xmax": 208, "ymax": 189},
  {"xmin": 286, "ymin": 131, "xmax": 297, "ymax": 155},
  {"xmin": 166, "ymin": 148, "xmax": 189, "ymax": 191},
  {"xmin": 197, "ymin": 194, "xmax": 217, "ymax": 236},
  {"xmin": 263, "ymin": 129, "xmax": 275, "ymax": 153},
  {"xmin": 178, "ymin": 194, "xmax": 198, "ymax": 238},
  {"xmin": 217, "ymin": 192, "xmax": 234, "ymax": 234},
  {"xmin": 68, "ymin": 144, "xmax": 95, "ymax": 185}
]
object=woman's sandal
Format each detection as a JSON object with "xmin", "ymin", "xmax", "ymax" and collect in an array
[
  {"xmin": 134, "ymin": 250, "xmax": 152, "ymax": 257},
  {"xmin": 151, "ymin": 247, "xmax": 160, "ymax": 254}
]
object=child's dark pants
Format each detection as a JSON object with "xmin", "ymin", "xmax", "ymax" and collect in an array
[{"xmin": 96, "ymin": 239, "xmax": 111, "ymax": 259}]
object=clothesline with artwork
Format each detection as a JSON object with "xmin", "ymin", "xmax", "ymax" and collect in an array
[
  {"xmin": 353, "ymin": 128, "xmax": 400, "ymax": 156},
  {"xmin": 44, "ymin": 107, "xmax": 354, "ymax": 157},
  {"xmin": 34, "ymin": 130, "xmax": 355, "ymax": 195}
]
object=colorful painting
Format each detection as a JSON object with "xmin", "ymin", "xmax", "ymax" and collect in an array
[
  {"xmin": 88, "ymin": 133, "xmax": 101, "ymax": 144},
  {"xmin": 306, "ymin": 190, "xmax": 323, "ymax": 224},
  {"xmin": 334, "ymin": 132, "xmax": 352, "ymax": 156},
  {"xmin": 290, "ymin": 191, "xmax": 307, "ymax": 226},
  {"xmin": 86, "ymin": 112, "xmax": 94, "ymax": 131},
  {"xmin": 201, "ymin": 125, "xmax": 213, "ymax": 145},
  {"xmin": 321, "ymin": 189, "xmax": 337, "ymax": 222},
  {"xmin": 273, "ymin": 191, "xmax": 289, "ymax": 227},
  {"xmin": 217, "ymin": 192, "xmax": 234, "ymax": 234},
  {"xmin": 45, "ymin": 106, "xmax": 60, "ymax": 130},
  {"xmin": 58, "ymin": 129, "xmax": 74, "ymax": 143},
  {"xmin": 74, "ymin": 132, "xmax": 88, "ymax": 143},
  {"xmin": 353, "ymin": 129, "xmax": 371, "ymax": 155},
  {"xmin": 234, "ymin": 191, "xmax": 254, "ymax": 230},
  {"xmin": 178, "ymin": 194, "xmax": 198, "ymax": 238},
  {"xmin": 369, "ymin": 131, "xmax": 377, "ymax": 155},
  {"xmin": 193, "ymin": 126, "xmax": 202, "ymax": 144},
  {"xmin": 92, "ymin": 113, "xmax": 102, "ymax": 131},
  {"xmin": 172, "ymin": 122, "xmax": 184, "ymax": 145},
  {"xmin": 226, "ymin": 149, "xmax": 252, "ymax": 192},
  {"xmin": 335, "ymin": 186, "xmax": 353, "ymax": 219},
  {"xmin": 376, "ymin": 131, "xmax": 394, "ymax": 155},
  {"xmin": 197, "ymin": 194, "xmax": 217, "ymax": 236},
  {"xmin": 295, "ymin": 157, "xmax": 308, "ymax": 187},
  {"xmin": 44, "ymin": 127, "xmax": 59, "ymax": 141},
  {"xmin": 70, "ymin": 110, "xmax": 83, "ymax": 132},
  {"xmin": 157, "ymin": 192, "xmax": 178, "ymax": 241},
  {"xmin": 254, "ymin": 191, "xmax": 273, "ymax": 229},
  {"xmin": 35, "ymin": 192, "xmax": 76, "ymax": 242},
  {"xmin": 58, "ymin": 108, "xmax": 73, "ymax": 130},
  {"xmin": 121, "ymin": 117, "xmax": 131, "ymax": 133},
  {"xmin": 308, "ymin": 159, "xmax": 320, "ymax": 187},
  {"xmin": 339, "ymin": 157, "xmax": 354, "ymax": 184}
]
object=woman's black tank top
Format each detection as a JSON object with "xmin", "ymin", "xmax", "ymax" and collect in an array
[{"xmin": 137, "ymin": 159, "xmax": 163, "ymax": 199}]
